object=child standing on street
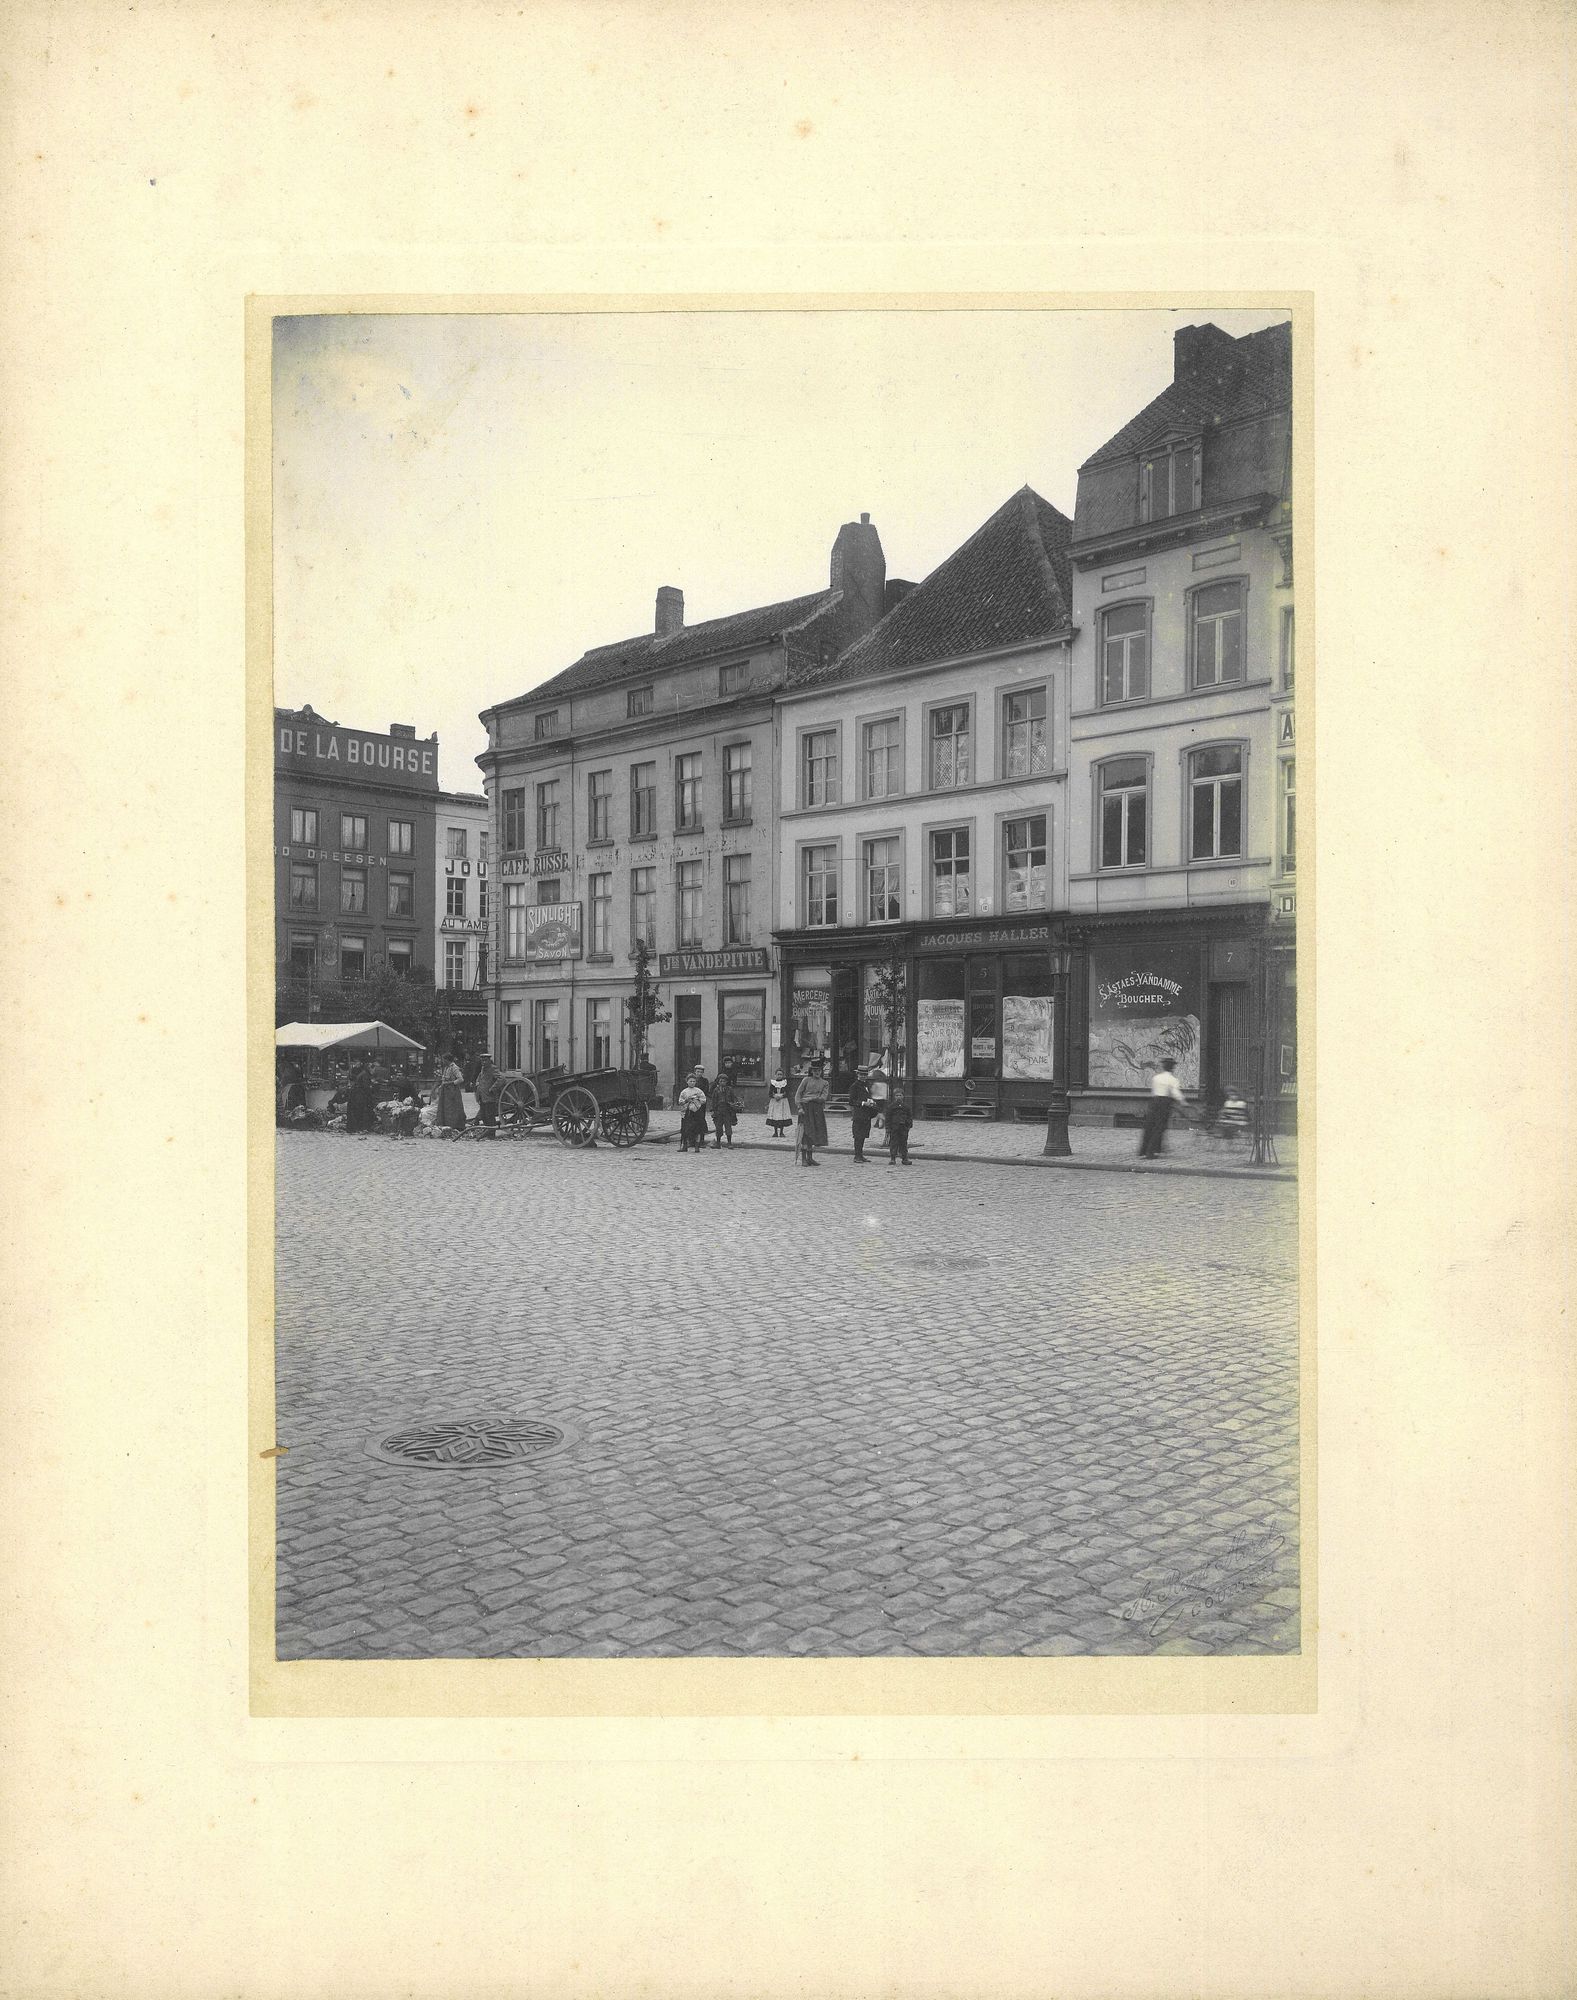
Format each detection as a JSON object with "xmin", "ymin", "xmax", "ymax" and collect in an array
[
  {"xmin": 885, "ymin": 1090, "xmax": 914, "ymax": 1166},
  {"xmin": 677, "ymin": 1077, "xmax": 708, "ymax": 1154},
  {"xmin": 765, "ymin": 1071, "xmax": 792, "ymax": 1137}
]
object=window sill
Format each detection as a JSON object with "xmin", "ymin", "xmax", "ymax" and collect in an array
[
  {"xmin": 586, "ymin": 953, "xmax": 615, "ymax": 964},
  {"xmin": 1071, "ymin": 678, "xmax": 1271, "ymax": 720},
  {"xmin": 586, "ymin": 836, "xmax": 615, "ymax": 850},
  {"xmin": 1186, "ymin": 854, "xmax": 1270, "ymax": 870},
  {"xmin": 722, "ymin": 815, "xmax": 753, "ymax": 829},
  {"xmin": 628, "ymin": 831, "xmax": 658, "ymax": 844},
  {"xmin": 675, "ymin": 823, "xmax": 705, "ymax": 837}
]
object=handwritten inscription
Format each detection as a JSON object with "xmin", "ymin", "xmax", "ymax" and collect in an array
[{"xmin": 1115, "ymin": 1531, "xmax": 1290, "ymax": 1640}]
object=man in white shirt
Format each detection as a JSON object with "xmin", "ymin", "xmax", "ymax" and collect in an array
[{"xmin": 1138, "ymin": 1058, "xmax": 1187, "ymax": 1158}]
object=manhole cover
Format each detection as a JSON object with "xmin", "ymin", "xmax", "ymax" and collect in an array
[
  {"xmin": 365, "ymin": 1418, "xmax": 571, "ymax": 1470},
  {"xmin": 910, "ymin": 1252, "xmax": 989, "ymax": 1273}
]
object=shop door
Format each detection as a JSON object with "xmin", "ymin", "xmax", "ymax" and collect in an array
[
  {"xmin": 674, "ymin": 994, "xmax": 702, "ymax": 1084},
  {"xmin": 967, "ymin": 958, "xmax": 1000, "ymax": 1081},
  {"xmin": 1206, "ymin": 981, "xmax": 1251, "ymax": 1108},
  {"xmin": 830, "ymin": 966, "xmax": 860, "ymax": 1092}
]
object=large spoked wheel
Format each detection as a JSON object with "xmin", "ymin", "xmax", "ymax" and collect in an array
[
  {"xmin": 497, "ymin": 1077, "xmax": 538, "ymax": 1132},
  {"xmin": 552, "ymin": 1085, "xmax": 600, "ymax": 1147},
  {"xmin": 600, "ymin": 1099, "xmax": 649, "ymax": 1147}
]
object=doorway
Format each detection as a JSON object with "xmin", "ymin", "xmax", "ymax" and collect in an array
[
  {"xmin": 674, "ymin": 993, "xmax": 702, "ymax": 1086},
  {"xmin": 830, "ymin": 966, "xmax": 860, "ymax": 1093},
  {"xmin": 1205, "ymin": 980, "xmax": 1251, "ymax": 1111}
]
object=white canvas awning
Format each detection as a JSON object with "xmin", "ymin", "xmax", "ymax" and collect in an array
[{"xmin": 274, "ymin": 1020, "xmax": 425, "ymax": 1053}]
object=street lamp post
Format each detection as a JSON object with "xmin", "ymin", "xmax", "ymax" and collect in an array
[{"xmin": 1042, "ymin": 929, "xmax": 1079, "ymax": 1158}]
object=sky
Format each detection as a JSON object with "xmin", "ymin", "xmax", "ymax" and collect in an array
[{"xmin": 272, "ymin": 306, "xmax": 1292, "ymax": 794}]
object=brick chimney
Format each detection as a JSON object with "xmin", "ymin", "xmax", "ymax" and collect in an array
[
  {"xmin": 655, "ymin": 586, "xmax": 684, "ymax": 637},
  {"xmin": 1173, "ymin": 323, "xmax": 1243, "ymax": 394},
  {"xmin": 829, "ymin": 512, "xmax": 885, "ymax": 647}
]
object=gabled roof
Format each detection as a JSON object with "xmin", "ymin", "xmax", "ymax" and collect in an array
[
  {"xmin": 788, "ymin": 487, "xmax": 1072, "ymax": 692},
  {"xmin": 1080, "ymin": 321, "xmax": 1291, "ymax": 470},
  {"xmin": 516, "ymin": 589, "xmax": 837, "ymax": 705}
]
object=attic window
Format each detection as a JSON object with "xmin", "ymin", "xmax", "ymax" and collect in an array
[
  {"xmin": 1140, "ymin": 440, "xmax": 1201, "ymax": 522},
  {"xmin": 534, "ymin": 711, "xmax": 559, "ymax": 741},
  {"xmin": 627, "ymin": 684, "xmax": 654, "ymax": 718},
  {"xmin": 720, "ymin": 661, "xmax": 750, "ymax": 695}
]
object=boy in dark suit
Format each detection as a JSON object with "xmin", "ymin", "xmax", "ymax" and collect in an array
[{"xmin": 885, "ymin": 1090, "xmax": 913, "ymax": 1166}]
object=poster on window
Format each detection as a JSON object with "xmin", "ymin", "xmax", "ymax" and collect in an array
[
  {"xmin": 1087, "ymin": 947, "xmax": 1201, "ymax": 1089},
  {"xmin": 524, "ymin": 901, "xmax": 583, "ymax": 960},
  {"xmin": 915, "ymin": 998, "xmax": 965, "ymax": 1078},
  {"xmin": 1001, "ymin": 995, "xmax": 1055, "ymax": 1079}
]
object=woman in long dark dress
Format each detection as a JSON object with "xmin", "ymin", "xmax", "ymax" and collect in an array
[
  {"xmin": 793, "ymin": 1059, "xmax": 830, "ymax": 1166},
  {"xmin": 345, "ymin": 1060, "xmax": 378, "ymax": 1134},
  {"xmin": 434, "ymin": 1056, "xmax": 468, "ymax": 1133}
]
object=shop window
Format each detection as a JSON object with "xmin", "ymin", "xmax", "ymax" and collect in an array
[
  {"xmin": 1141, "ymin": 439, "xmax": 1200, "ymax": 521},
  {"xmin": 863, "ymin": 716, "xmax": 901, "ymax": 800},
  {"xmin": 723, "ymin": 854, "xmax": 751, "ymax": 945},
  {"xmin": 589, "ymin": 872, "xmax": 612, "ymax": 956},
  {"xmin": 803, "ymin": 844, "xmax": 838, "ymax": 928},
  {"xmin": 630, "ymin": 865, "xmax": 655, "ymax": 948},
  {"xmin": 388, "ymin": 817, "xmax": 412, "ymax": 855},
  {"xmin": 504, "ymin": 881, "xmax": 528, "ymax": 958},
  {"xmin": 803, "ymin": 729, "xmax": 839, "ymax": 807},
  {"xmin": 340, "ymin": 813, "xmax": 367, "ymax": 851},
  {"xmin": 928, "ymin": 704, "xmax": 972, "ymax": 789},
  {"xmin": 1099, "ymin": 757, "xmax": 1148, "ymax": 869},
  {"xmin": 1101, "ymin": 602, "xmax": 1151, "ymax": 705},
  {"xmin": 1190, "ymin": 745, "xmax": 1244, "ymax": 860},
  {"xmin": 339, "ymin": 936, "xmax": 366, "ymax": 982},
  {"xmin": 864, "ymin": 835, "xmax": 901, "ymax": 923},
  {"xmin": 340, "ymin": 866, "xmax": 366, "ymax": 915},
  {"xmin": 587, "ymin": 997, "xmax": 612, "ymax": 1070},
  {"xmin": 588, "ymin": 768, "xmax": 612, "ymax": 842},
  {"xmin": 287, "ymin": 933, "xmax": 316, "ymax": 978},
  {"xmin": 724, "ymin": 742, "xmax": 752, "ymax": 822},
  {"xmin": 1281, "ymin": 757, "xmax": 1296, "ymax": 872},
  {"xmin": 1002, "ymin": 815, "xmax": 1047, "ymax": 911},
  {"xmin": 388, "ymin": 871, "xmax": 413, "ymax": 918},
  {"xmin": 915, "ymin": 957, "xmax": 965, "ymax": 1079},
  {"xmin": 1002, "ymin": 954, "xmax": 1055, "ymax": 1080},
  {"xmin": 503, "ymin": 788, "xmax": 526, "ymax": 851},
  {"xmin": 1002, "ymin": 686, "xmax": 1049, "ymax": 778},
  {"xmin": 290, "ymin": 807, "xmax": 318, "ymax": 845},
  {"xmin": 789, "ymin": 967, "xmax": 832, "ymax": 1068},
  {"xmin": 446, "ymin": 826, "xmax": 467, "ymax": 860},
  {"xmin": 718, "ymin": 991, "xmax": 765, "ymax": 1079},
  {"xmin": 534, "ymin": 998, "xmax": 561, "ymax": 1071},
  {"xmin": 387, "ymin": 939, "xmax": 412, "ymax": 978},
  {"xmin": 627, "ymin": 684, "xmax": 654, "ymax": 719},
  {"xmin": 445, "ymin": 939, "xmax": 468, "ymax": 989},
  {"xmin": 929, "ymin": 826, "xmax": 971, "ymax": 917},
  {"xmin": 534, "ymin": 711, "xmax": 559, "ymax": 741},
  {"xmin": 1191, "ymin": 580, "xmax": 1247, "ymax": 687},
  {"xmin": 1281, "ymin": 606, "xmax": 1295, "ymax": 689},
  {"xmin": 860, "ymin": 958, "xmax": 905, "ymax": 1073},
  {"xmin": 289, "ymin": 863, "xmax": 318, "ymax": 911},
  {"xmin": 503, "ymin": 1001, "xmax": 523, "ymax": 1071},
  {"xmin": 630, "ymin": 762, "xmax": 657, "ymax": 838},
  {"xmin": 675, "ymin": 751, "xmax": 703, "ymax": 830},
  {"xmin": 1088, "ymin": 945, "xmax": 1202, "ymax": 1090},
  {"xmin": 536, "ymin": 781, "xmax": 560, "ymax": 849},
  {"xmin": 676, "ymin": 859, "xmax": 703, "ymax": 946},
  {"xmin": 446, "ymin": 875, "xmax": 466, "ymax": 919}
]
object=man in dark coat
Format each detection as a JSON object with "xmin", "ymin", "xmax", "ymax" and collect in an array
[{"xmin": 848, "ymin": 1064, "xmax": 875, "ymax": 1163}]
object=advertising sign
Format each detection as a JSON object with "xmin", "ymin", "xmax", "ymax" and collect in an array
[
  {"xmin": 660, "ymin": 948, "xmax": 771, "ymax": 977},
  {"xmin": 274, "ymin": 714, "xmax": 438, "ymax": 791},
  {"xmin": 1001, "ymin": 995, "xmax": 1055, "ymax": 1079},
  {"xmin": 915, "ymin": 998, "xmax": 965, "ymax": 1079},
  {"xmin": 524, "ymin": 902, "xmax": 583, "ymax": 961},
  {"xmin": 1087, "ymin": 947, "xmax": 1201, "ymax": 1089}
]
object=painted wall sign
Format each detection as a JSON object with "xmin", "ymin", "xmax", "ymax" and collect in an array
[
  {"xmin": 1278, "ymin": 709, "xmax": 1295, "ymax": 745},
  {"xmin": 658, "ymin": 948, "xmax": 771, "ymax": 977},
  {"xmin": 444, "ymin": 859, "xmax": 489, "ymax": 877},
  {"xmin": 501, "ymin": 851, "xmax": 573, "ymax": 879},
  {"xmin": 524, "ymin": 902, "xmax": 583, "ymax": 961},
  {"xmin": 274, "ymin": 717, "xmax": 438, "ymax": 790},
  {"xmin": 277, "ymin": 846, "xmax": 389, "ymax": 868},
  {"xmin": 440, "ymin": 916, "xmax": 486, "ymax": 934},
  {"xmin": 915, "ymin": 923, "xmax": 1050, "ymax": 952},
  {"xmin": 1087, "ymin": 947, "xmax": 1202, "ymax": 1090}
]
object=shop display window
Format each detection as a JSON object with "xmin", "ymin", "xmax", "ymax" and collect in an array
[
  {"xmin": 1002, "ymin": 953, "xmax": 1054, "ymax": 1080},
  {"xmin": 719, "ymin": 991, "xmax": 765, "ymax": 1079},
  {"xmin": 790, "ymin": 967, "xmax": 832, "ymax": 1069}
]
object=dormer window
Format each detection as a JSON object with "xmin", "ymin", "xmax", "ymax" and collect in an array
[
  {"xmin": 534, "ymin": 711, "xmax": 559, "ymax": 741},
  {"xmin": 1140, "ymin": 439, "xmax": 1201, "ymax": 522}
]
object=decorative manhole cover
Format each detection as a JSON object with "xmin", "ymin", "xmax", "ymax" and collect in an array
[
  {"xmin": 910, "ymin": 1252, "xmax": 989, "ymax": 1273},
  {"xmin": 365, "ymin": 1418, "xmax": 570, "ymax": 1470}
]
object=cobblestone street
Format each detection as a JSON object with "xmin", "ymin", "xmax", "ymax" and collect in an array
[{"xmin": 273, "ymin": 1130, "xmax": 1301, "ymax": 1660}]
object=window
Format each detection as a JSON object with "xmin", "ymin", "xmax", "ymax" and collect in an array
[
  {"xmin": 719, "ymin": 991, "xmax": 765, "ymax": 1079},
  {"xmin": 1190, "ymin": 745, "xmax": 1244, "ymax": 860},
  {"xmin": 1281, "ymin": 757, "xmax": 1296, "ymax": 871},
  {"xmin": 387, "ymin": 817, "xmax": 412, "ymax": 855},
  {"xmin": 446, "ymin": 875, "xmax": 467, "ymax": 919},
  {"xmin": 290, "ymin": 807, "xmax": 318, "ymax": 845},
  {"xmin": 675, "ymin": 751, "xmax": 703, "ymax": 830},
  {"xmin": 287, "ymin": 933, "xmax": 316, "ymax": 978},
  {"xmin": 588, "ymin": 769, "xmax": 612, "ymax": 842},
  {"xmin": 928, "ymin": 704, "xmax": 971, "ymax": 789},
  {"xmin": 1002, "ymin": 686, "xmax": 1049, "ymax": 777},
  {"xmin": 339, "ymin": 936, "xmax": 365, "ymax": 981},
  {"xmin": 504, "ymin": 880, "xmax": 529, "ymax": 958},
  {"xmin": 479, "ymin": 831, "xmax": 490, "ymax": 865},
  {"xmin": 723, "ymin": 854, "xmax": 751, "ymax": 944},
  {"xmin": 445, "ymin": 939, "xmax": 468, "ymax": 988},
  {"xmin": 676, "ymin": 859, "xmax": 703, "ymax": 946},
  {"xmin": 340, "ymin": 813, "xmax": 367, "ymax": 851},
  {"xmin": 534, "ymin": 998, "xmax": 561, "ymax": 1071},
  {"xmin": 289, "ymin": 863, "xmax": 318, "ymax": 910},
  {"xmin": 589, "ymin": 871, "xmax": 612, "ymax": 955},
  {"xmin": 1002, "ymin": 815, "xmax": 1048, "ymax": 911},
  {"xmin": 503, "ymin": 787, "xmax": 526, "ymax": 851},
  {"xmin": 388, "ymin": 871, "xmax": 413, "ymax": 918},
  {"xmin": 630, "ymin": 761, "xmax": 656, "ymax": 838},
  {"xmin": 1099, "ymin": 757, "xmax": 1148, "ymax": 869},
  {"xmin": 1191, "ymin": 580, "xmax": 1247, "ymax": 686},
  {"xmin": 720, "ymin": 661, "xmax": 749, "ymax": 696},
  {"xmin": 627, "ymin": 684, "xmax": 654, "ymax": 719},
  {"xmin": 536, "ymin": 781, "xmax": 560, "ymax": 849},
  {"xmin": 446, "ymin": 826, "xmax": 467, "ymax": 861},
  {"xmin": 930, "ymin": 827, "xmax": 971, "ymax": 916},
  {"xmin": 535, "ymin": 877, "xmax": 561, "ymax": 904},
  {"xmin": 862, "ymin": 716, "xmax": 901, "ymax": 800},
  {"xmin": 503, "ymin": 1000, "xmax": 523, "ymax": 1071},
  {"xmin": 864, "ymin": 836, "xmax": 901, "ymax": 923},
  {"xmin": 478, "ymin": 876, "xmax": 489, "ymax": 922},
  {"xmin": 587, "ymin": 998, "xmax": 613, "ymax": 1070},
  {"xmin": 1281, "ymin": 605, "xmax": 1295, "ymax": 689},
  {"xmin": 1101, "ymin": 602, "xmax": 1151, "ymax": 705},
  {"xmin": 387, "ymin": 938, "xmax": 412, "ymax": 977},
  {"xmin": 803, "ymin": 844, "xmax": 838, "ymax": 927},
  {"xmin": 723, "ymin": 742, "xmax": 752, "ymax": 821},
  {"xmin": 340, "ymin": 866, "xmax": 366, "ymax": 915},
  {"xmin": 534, "ymin": 711, "xmax": 558, "ymax": 741},
  {"xmin": 803, "ymin": 729, "xmax": 839, "ymax": 807},
  {"xmin": 1141, "ymin": 439, "xmax": 1200, "ymax": 521},
  {"xmin": 630, "ymin": 865, "xmax": 655, "ymax": 948}
]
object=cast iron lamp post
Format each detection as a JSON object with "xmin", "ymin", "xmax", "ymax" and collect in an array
[{"xmin": 1042, "ymin": 929, "xmax": 1080, "ymax": 1158}]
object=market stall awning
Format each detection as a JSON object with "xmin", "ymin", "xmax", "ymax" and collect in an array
[{"xmin": 274, "ymin": 1020, "xmax": 425, "ymax": 1052}]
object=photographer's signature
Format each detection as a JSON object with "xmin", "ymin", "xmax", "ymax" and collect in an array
[{"xmin": 1115, "ymin": 1530, "xmax": 1290, "ymax": 1641}]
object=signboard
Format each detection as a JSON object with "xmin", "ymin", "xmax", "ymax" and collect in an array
[
  {"xmin": 1087, "ymin": 946, "xmax": 1202, "ymax": 1090},
  {"xmin": 659, "ymin": 948, "xmax": 771, "ymax": 977},
  {"xmin": 440, "ymin": 916, "xmax": 486, "ymax": 934},
  {"xmin": 524, "ymin": 902, "xmax": 583, "ymax": 961},
  {"xmin": 501, "ymin": 851, "xmax": 573, "ymax": 878},
  {"xmin": 274, "ymin": 714, "xmax": 438, "ymax": 791},
  {"xmin": 915, "ymin": 922, "xmax": 1050, "ymax": 952},
  {"xmin": 970, "ymin": 1034, "xmax": 996, "ymax": 1060},
  {"xmin": 1278, "ymin": 709, "xmax": 1295, "ymax": 745}
]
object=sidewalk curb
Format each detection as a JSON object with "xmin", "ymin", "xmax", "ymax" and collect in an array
[{"xmin": 646, "ymin": 1132, "xmax": 1296, "ymax": 1183}]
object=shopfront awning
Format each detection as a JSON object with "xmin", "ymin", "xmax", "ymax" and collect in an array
[{"xmin": 274, "ymin": 1020, "xmax": 425, "ymax": 1052}]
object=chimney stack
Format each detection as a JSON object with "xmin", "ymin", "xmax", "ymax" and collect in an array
[
  {"xmin": 655, "ymin": 586, "xmax": 684, "ymax": 637},
  {"xmin": 829, "ymin": 513, "xmax": 886, "ymax": 648},
  {"xmin": 1173, "ymin": 322, "xmax": 1242, "ymax": 392}
]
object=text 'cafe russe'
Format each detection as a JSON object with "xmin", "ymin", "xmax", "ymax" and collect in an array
[{"xmin": 275, "ymin": 722, "xmax": 438, "ymax": 787}]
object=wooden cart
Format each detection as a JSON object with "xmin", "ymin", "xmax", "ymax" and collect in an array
[{"xmin": 495, "ymin": 1064, "xmax": 651, "ymax": 1147}]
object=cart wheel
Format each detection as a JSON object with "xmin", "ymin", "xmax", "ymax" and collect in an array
[
  {"xmin": 498, "ymin": 1078, "xmax": 538, "ymax": 1131},
  {"xmin": 600, "ymin": 1099, "xmax": 648, "ymax": 1147},
  {"xmin": 553, "ymin": 1085, "xmax": 600, "ymax": 1146}
]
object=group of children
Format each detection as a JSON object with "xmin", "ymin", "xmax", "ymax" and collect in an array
[{"xmin": 675, "ymin": 1058, "xmax": 915, "ymax": 1165}]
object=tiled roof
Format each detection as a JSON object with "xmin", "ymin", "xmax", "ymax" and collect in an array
[
  {"xmin": 1080, "ymin": 321, "xmax": 1291, "ymax": 470},
  {"xmin": 517, "ymin": 589, "xmax": 836, "ymax": 704},
  {"xmin": 788, "ymin": 487, "xmax": 1072, "ymax": 691}
]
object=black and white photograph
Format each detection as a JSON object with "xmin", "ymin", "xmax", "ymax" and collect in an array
[{"xmin": 269, "ymin": 302, "xmax": 1304, "ymax": 1665}]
